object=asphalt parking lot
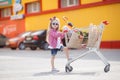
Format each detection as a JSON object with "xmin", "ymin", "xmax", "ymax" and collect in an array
[{"xmin": 0, "ymin": 48, "xmax": 120, "ymax": 80}]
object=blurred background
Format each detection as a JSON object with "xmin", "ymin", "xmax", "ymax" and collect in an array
[{"xmin": 0, "ymin": 0, "xmax": 120, "ymax": 49}]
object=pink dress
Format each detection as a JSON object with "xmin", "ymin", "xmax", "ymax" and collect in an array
[{"xmin": 48, "ymin": 29, "xmax": 64, "ymax": 49}]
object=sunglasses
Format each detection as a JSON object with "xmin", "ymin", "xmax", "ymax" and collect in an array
[{"xmin": 52, "ymin": 23, "xmax": 59, "ymax": 25}]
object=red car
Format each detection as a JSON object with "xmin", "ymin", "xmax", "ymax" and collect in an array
[{"xmin": 6, "ymin": 31, "xmax": 32, "ymax": 50}]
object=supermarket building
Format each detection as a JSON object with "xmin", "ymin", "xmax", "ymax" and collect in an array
[{"xmin": 0, "ymin": 0, "xmax": 120, "ymax": 48}]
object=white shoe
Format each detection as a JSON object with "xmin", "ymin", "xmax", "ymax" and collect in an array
[{"xmin": 51, "ymin": 68, "xmax": 59, "ymax": 72}]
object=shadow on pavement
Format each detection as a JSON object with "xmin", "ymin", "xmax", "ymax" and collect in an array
[{"xmin": 33, "ymin": 71, "xmax": 97, "ymax": 76}]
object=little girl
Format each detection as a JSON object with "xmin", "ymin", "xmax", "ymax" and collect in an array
[{"xmin": 47, "ymin": 16, "xmax": 70, "ymax": 72}]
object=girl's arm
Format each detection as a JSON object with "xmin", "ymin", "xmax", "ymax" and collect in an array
[
  {"xmin": 59, "ymin": 32, "xmax": 65, "ymax": 39},
  {"xmin": 50, "ymin": 30, "xmax": 64, "ymax": 39}
]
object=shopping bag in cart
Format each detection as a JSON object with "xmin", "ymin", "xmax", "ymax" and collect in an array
[
  {"xmin": 65, "ymin": 30, "xmax": 83, "ymax": 48},
  {"xmin": 87, "ymin": 24, "xmax": 100, "ymax": 48}
]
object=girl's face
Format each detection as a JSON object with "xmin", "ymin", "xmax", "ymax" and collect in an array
[{"xmin": 51, "ymin": 20, "xmax": 59, "ymax": 29}]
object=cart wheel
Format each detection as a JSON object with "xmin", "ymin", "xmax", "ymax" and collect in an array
[
  {"xmin": 65, "ymin": 65, "xmax": 73, "ymax": 72},
  {"xmin": 104, "ymin": 64, "xmax": 110, "ymax": 73}
]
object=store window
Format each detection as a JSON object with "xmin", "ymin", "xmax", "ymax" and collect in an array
[
  {"xmin": 27, "ymin": 2, "xmax": 40, "ymax": 14},
  {"xmin": 60, "ymin": 0, "xmax": 79, "ymax": 8},
  {"xmin": 1, "ymin": 7, "xmax": 11, "ymax": 18}
]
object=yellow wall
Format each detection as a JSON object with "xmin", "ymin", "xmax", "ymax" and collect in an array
[
  {"xmin": 1, "ymin": 0, "xmax": 119, "ymax": 41},
  {"xmin": 42, "ymin": 0, "xmax": 58, "ymax": 11},
  {"xmin": 25, "ymin": 3, "xmax": 120, "ymax": 41}
]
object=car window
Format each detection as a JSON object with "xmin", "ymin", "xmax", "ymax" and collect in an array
[
  {"xmin": 0, "ymin": 34, "xmax": 6, "ymax": 38},
  {"xmin": 31, "ymin": 30, "xmax": 45, "ymax": 35},
  {"xmin": 18, "ymin": 32, "xmax": 31, "ymax": 37}
]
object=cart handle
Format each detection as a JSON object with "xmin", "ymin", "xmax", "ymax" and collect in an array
[{"xmin": 102, "ymin": 21, "xmax": 109, "ymax": 25}]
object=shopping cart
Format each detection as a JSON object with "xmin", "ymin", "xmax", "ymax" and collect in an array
[{"xmin": 65, "ymin": 21, "xmax": 110, "ymax": 73}]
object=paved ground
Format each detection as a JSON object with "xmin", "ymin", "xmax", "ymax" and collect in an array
[{"xmin": 0, "ymin": 48, "xmax": 120, "ymax": 80}]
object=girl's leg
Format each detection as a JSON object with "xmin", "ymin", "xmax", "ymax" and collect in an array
[
  {"xmin": 51, "ymin": 56, "xmax": 55, "ymax": 69},
  {"xmin": 50, "ymin": 49, "xmax": 59, "ymax": 72}
]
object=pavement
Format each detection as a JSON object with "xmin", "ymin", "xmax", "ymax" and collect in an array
[{"xmin": 0, "ymin": 48, "xmax": 120, "ymax": 80}]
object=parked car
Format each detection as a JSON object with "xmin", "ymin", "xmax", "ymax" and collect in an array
[
  {"xmin": 0, "ymin": 34, "xmax": 8, "ymax": 48},
  {"xmin": 23, "ymin": 30, "xmax": 49, "ymax": 50},
  {"xmin": 6, "ymin": 31, "xmax": 32, "ymax": 50}
]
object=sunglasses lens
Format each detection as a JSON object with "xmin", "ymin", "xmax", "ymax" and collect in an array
[
  {"xmin": 52, "ymin": 23, "xmax": 55, "ymax": 25},
  {"xmin": 52, "ymin": 23, "xmax": 58, "ymax": 25}
]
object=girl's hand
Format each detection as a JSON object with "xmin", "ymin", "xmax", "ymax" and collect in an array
[{"xmin": 63, "ymin": 30, "xmax": 68, "ymax": 33}]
